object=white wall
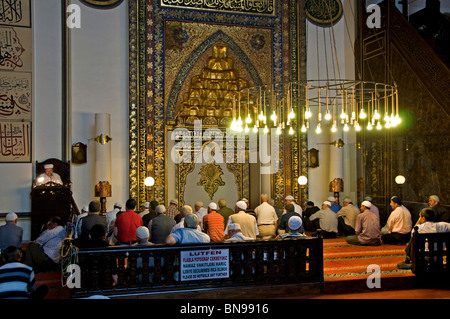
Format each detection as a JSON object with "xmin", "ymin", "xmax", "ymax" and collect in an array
[
  {"xmin": 306, "ymin": 0, "xmax": 358, "ymax": 207},
  {"xmin": 69, "ymin": 0, "xmax": 129, "ymax": 211},
  {"xmin": 0, "ymin": 1, "xmax": 129, "ymax": 240}
]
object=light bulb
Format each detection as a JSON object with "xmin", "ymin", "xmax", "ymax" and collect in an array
[
  {"xmin": 246, "ymin": 113, "xmax": 252, "ymax": 124},
  {"xmin": 263, "ymin": 125, "xmax": 269, "ymax": 134},
  {"xmin": 355, "ymin": 123, "xmax": 361, "ymax": 131},
  {"xmin": 367, "ymin": 122, "xmax": 373, "ymax": 130},
  {"xmin": 343, "ymin": 123, "xmax": 349, "ymax": 131},
  {"xmin": 376, "ymin": 121, "xmax": 382, "ymax": 130},
  {"xmin": 258, "ymin": 111, "xmax": 265, "ymax": 122},
  {"xmin": 289, "ymin": 127, "xmax": 294, "ymax": 135},
  {"xmin": 288, "ymin": 108, "xmax": 295, "ymax": 119},
  {"xmin": 359, "ymin": 108, "xmax": 367, "ymax": 119},
  {"xmin": 331, "ymin": 125, "xmax": 337, "ymax": 133},
  {"xmin": 276, "ymin": 126, "xmax": 282, "ymax": 135},
  {"xmin": 230, "ymin": 118, "xmax": 237, "ymax": 131},
  {"xmin": 301, "ymin": 124, "xmax": 307, "ymax": 133},
  {"xmin": 315, "ymin": 124, "xmax": 322, "ymax": 134},
  {"xmin": 374, "ymin": 110, "xmax": 381, "ymax": 120},
  {"xmin": 340, "ymin": 110, "xmax": 348, "ymax": 120},
  {"xmin": 252, "ymin": 126, "xmax": 258, "ymax": 133},
  {"xmin": 305, "ymin": 108, "xmax": 312, "ymax": 119},
  {"xmin": 244, "ymin": 124, "xmax": 249, "ymax": 133},
  {"xmin": 271, "ymin": 111, "xmax": 277, "ymax": 125},
  {"xmin": 325, "ymin": 110, "xmax": 332, "ymax": 121}
]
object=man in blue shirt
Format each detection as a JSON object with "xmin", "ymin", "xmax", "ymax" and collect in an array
[{"xmin": 165, "ymin": 214, "xmax": 210, "ymax": 245}]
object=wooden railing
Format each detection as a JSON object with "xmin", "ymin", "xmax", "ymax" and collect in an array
[
  {"xmin": 411, "ymin": 226, "xmax": 450, "ymax": 278},
  {"xmin": 71, "ymin": 236, "xmax": 323, "ymax": 298}
]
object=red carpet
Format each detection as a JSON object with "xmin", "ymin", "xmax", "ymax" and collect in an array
[{"xmin": 323, "ymin": 237, "xmax": 414, "ymax": 281}]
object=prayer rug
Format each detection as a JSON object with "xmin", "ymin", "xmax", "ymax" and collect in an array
[{"xmin": 323, "ymin": 237, "xmax": 415, "ymax": 281}]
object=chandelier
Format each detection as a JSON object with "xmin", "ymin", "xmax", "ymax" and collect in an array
[{"xmin": 229, "ymin": 79, "xmax": 401, "ymax": 134}]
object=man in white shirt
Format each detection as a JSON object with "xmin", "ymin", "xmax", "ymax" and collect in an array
[
  {"xmin": 309, "ymin": 201, "xmax": 338, "ymax": 238},
  {"xmin": 194, "ymin": 201, "xmax": 208, "ymax": 230},
  {"xmin": 381, "ymin": 196, "xmax": 412, "ymax": 245},
  {"xmin": 283, "ymin": 195, "xmax": 302, "ymax": 216},
  {"xmin": 398, "ymin": 208, "xmax": 450, "ymax": 269},
  {"xmin": 254, "ymin": 193, "xmax": 278, "ymax": 239}
]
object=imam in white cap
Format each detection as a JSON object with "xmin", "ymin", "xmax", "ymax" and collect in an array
[
  {"xmin": 44, "ymin": 164, "xmax": 54, "ymax": 169},
  {"xmin": 288, "ymin": 216, "xmax": 302, "ymax": 231},
  {"xmin": 208, "ymin": 202, "xmax": 218, "ymax": 210},
  {"xmin": 361, "ymin": 201, "xmax": 372, "ymax": 208},
  {"xmin": 323, "ymin": 201, "xmax": 332, "ymax": 207}
]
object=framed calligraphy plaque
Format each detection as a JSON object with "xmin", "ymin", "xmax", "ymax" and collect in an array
[
  {"xmin": 0, "ymin": 0, "xmax": 31, "ymax": 28},
  {"xmin": 0, "ymin": 71, "xmax": 32, "ymax": 120},
  {"xmin": 0, "ymin": 121, "xmax": 31, "ymax": 162},
  {"xmin": 305, "ymin": 0, "xmax": 343, "ymax": 27},
  {"xmin": 160, "ymin": 0, "xmax": 276, "ymax": 16}
]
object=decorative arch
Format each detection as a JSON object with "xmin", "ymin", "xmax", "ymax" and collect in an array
[{"xmin": 166, "ymin": 30, "xmax": 265, "ymax": 120}]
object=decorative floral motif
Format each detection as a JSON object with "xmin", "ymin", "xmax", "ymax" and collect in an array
[{"xmin": 250, "ymin": 34, "xmax": 266, "ymax": 50}]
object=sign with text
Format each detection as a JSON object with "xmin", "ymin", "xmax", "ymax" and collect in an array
[{"xmin": 180, "ymin": 249, "xmax": 229, "ymax": 281}]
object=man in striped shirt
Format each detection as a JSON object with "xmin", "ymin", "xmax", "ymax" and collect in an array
[{"xmin": 0, "ymin": 246, "xmax": 48, "ymax": 299}]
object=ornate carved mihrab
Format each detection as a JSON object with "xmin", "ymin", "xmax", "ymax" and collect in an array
[{"xmin": 174, "ymin": 44, "xmax": 251, "ymax": 129}]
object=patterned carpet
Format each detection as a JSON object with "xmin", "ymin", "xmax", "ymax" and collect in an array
[{"xmin": 323, "ymin": 237, "xmax": 415, "ymax": 281}]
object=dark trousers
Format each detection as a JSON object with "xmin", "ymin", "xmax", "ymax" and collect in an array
[
  {"xmin": 25, "ymin": 242, "xmax": 59, "ymax": 273},
  {"xmin": 381, "ymin": 232, "xmax": 411, "ymax": 245},
  {"xmin": 338, "ymin": 217, "xmax": 356, "ymax": 236},
  {"xmin": 312, "ymin": 220, "xmax": 337, "ymax": 238}
]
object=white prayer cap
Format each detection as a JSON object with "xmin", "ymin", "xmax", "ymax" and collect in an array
[
  {"xmin": 114, "ymin": 202, "xmax": 122, "ymax": 208},
  {"xmin": 81, "ymin": 206, "xmax": 89, "ymax": 212},
  {"xmin": 343, "ymin": 197, "xmax": 352, "ymax": 203},
  {"xmin": 288, "ymin": 216, "xmax": 302, "ymax": 231},
  {"xmin": 170, "ymin": 199, "xmax": 178, "ymax": 205},
  {"xmin": 327, "ymin": 196, "xmax": 335, "ymax": 202},
  {"xmin": 361, "ymin": 200, "xmax": 372, "ymax": 208},
  {"xmin": 44, "ymin": 164, "xmax": 53, "ymax": 169},
  {"xmin": 6, "ymin": 212, "xmax": 18, "ymax": 221},
  {"xmin": 155, "ymin": 205, "xmax": 166, "ymax": 214},
  {"xmin": 429, "ymin": 195, "xmax": 439, "ymax": 202},
  {"xmin": 143, "ymin": 202, "xmax": 150, "ymax": 208},
  {"xmin": 236, "ymin": 201, "xmax": 247, "ymax": 210},
  {"xmin": 208, "ymin": 202, "xmax": 217, "ymax": 210},
  {"xmin": 136, "ymin": 226, "xmax": 149, "ymax": 239},
  {"xmin": 195, "ymin": 201, "xmax": 204, "ymax": 207},
  {"xmin": 228, "ymin": 223, "xmax": 241, "ymax": 231},
  {"xmin": 323, "ymin": 201, "xmax": 332, "ymax": 207},
  {"xmin": 364, "ymin": 196, "xmax": 373, "ymax": 202},
  {"xmin": 285, "ymin": 195, "xmax": 295, "ymax": 200}
]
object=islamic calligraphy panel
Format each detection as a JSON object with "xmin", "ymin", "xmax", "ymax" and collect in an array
[
  {"xmin": 0, "ymin": 71, "xmax": 31, "ymax": 120},
  {"xmin": 0, "ymin": 0, "xmax": 31, "ymax": 28},
  {"xmin": 0, "ymin": 121, "xmax": 31, "ymax": 162},
  {"xmin": 0, "ymin": 26, "xmax": 32, "ymax": 72},
  {"xmin": 160, "ymin": 0, "xmax": 276, "ymax": 16}
]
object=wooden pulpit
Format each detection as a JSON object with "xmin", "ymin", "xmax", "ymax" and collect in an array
[{"xmin": 31, "ymin": 158, "xmax": 77, "ymax": 240}]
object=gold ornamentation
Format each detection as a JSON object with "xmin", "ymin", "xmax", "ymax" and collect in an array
[{"xmin": 197, "ymin": 162, "xmax": 226, "ymax": 200}]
